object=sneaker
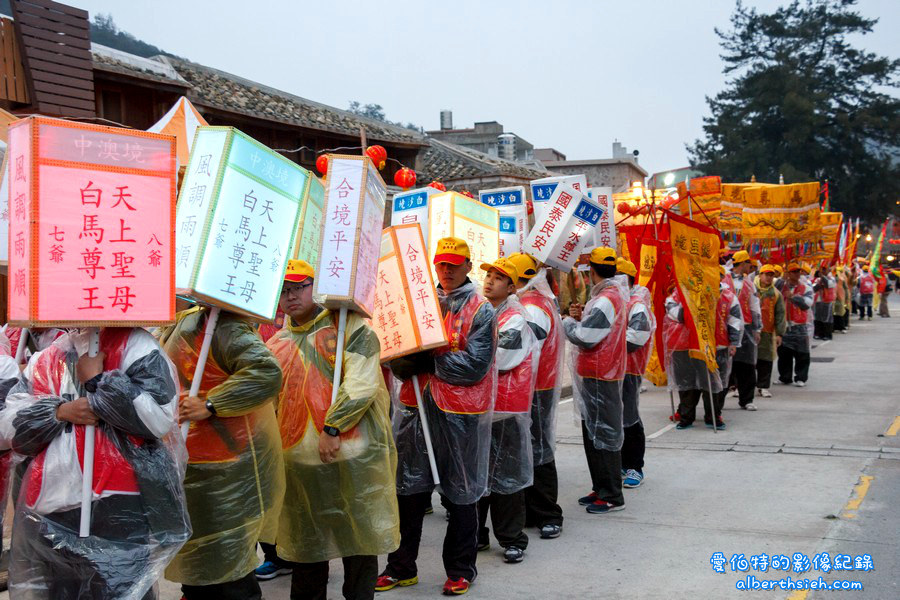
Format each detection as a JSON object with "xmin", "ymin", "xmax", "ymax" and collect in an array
[
  {"xmin": 375, "ymin": 574, "xmax": 418, "ymax": 592},
  {"xmin": 503, "ymin": 546, "xmax": 525, "ymax": 563},
  {"xmin": 705, "ymin": 419, "xmax": 726, "ymax": 430},
  {"xmin": 425, "ymin": 504, "xmax": 434, "ymax": 515},
  {"xmin": 621, "ymin": 469, "xmax": 627, "ymax": 478},
  {"xmin": 442, "ymin": 577, "xmax": 470, "ymax": 595},
  {"xmin": 585, "ymin": 499, "xmax": 625, "ymax": 514},
  {"xmin": 793, "ymin": 380, "xmax": 806, "ymax": 387},
  {"xmin": 639, "ymin": 384, "xmax": 648, "ymax": 393},
  {"xmin": 539, "ymin": 524, "xmax": 562, "ymax": 539},
  {"xmin": 742, "ymin": 403, "xmax": 758, "ymax": 411},
  {"xmin": 477, "ymin": 539, "xmax": 490, "ymax": 552},
  {"xmin": 728, "ymin": 389, "xmax": 739, "ymax": 398},
  {"xmin": 623, "ymin": 469, "xmax": 643, "ymax": 488},
  {"xmin": 578, "ymin": 491, "xmax": 598, "ymax": 506},
  {"xmin": 759, "ymin": 388, "xmax": 772, "ymax": 398},
  {"xmin": 254, "ymin": 561, "xmax": 292, "ymax": 581},
  {"xmin": 774, "ymin": 380, "xmax": 788, "ymax": 385},
  {"xmin": 675, "ymin": 421, "xmax": 693, "ymax": 429}
]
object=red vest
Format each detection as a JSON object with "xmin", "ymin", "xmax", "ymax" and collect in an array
[
  {"xmin": 760, "ymin": 290, "xmax": 776, "ymax": 334},
  {"xmin": 785, "ymin": 283, "xmax": 810, "ymax": 324},
  {"xmin": 575, "ymin": 285, "xmax": 626, "ymax": 381},
  {"xmin": 736, "ymin": 278, "xmax": 753, "ymax": 324},
  {"xmin": 495, "ymin": 305, "xmax": 533, "ymax": 414},
  {"xmin": 715, "ymin": 285, "xmax": 736, "ymax": 347},
  {"xmin": 859, "ymin": 274, "xmax": 875, "ymax": 294},
  {"xmin": 625, "ymin": 296, "xmax": 652, "ymax": 376},
  {"xmin": 663, "ymin": 292, "xmax": 692, "ymax": 352},
  {"xmin": 519, "ymin": 290, "xmax": 560, "ymax": 391}
]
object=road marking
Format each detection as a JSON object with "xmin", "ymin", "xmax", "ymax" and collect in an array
[
  {"xmin": 817, "ymin": 339, "xmax": 830, "ymax": 348},
  {"xmin": 842, "ymin": 475, "xmax": 874, "ymax": 518},
  {"xmin": 647, "ymin": 423, "xmax": 675, "ymax": 439},
  {"xmin": 786, "ymin": 590, "xmax": 809, "ymax": 600},
  {"xmin": 886, "ymin": 416, "xmax": 900, "ymax": 436}
]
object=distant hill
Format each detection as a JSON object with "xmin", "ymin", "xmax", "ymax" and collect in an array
[{"xmin": 90, "ymin": 13, "xmax": 184, "ymax": 59}]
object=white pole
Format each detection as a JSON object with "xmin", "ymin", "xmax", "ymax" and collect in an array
[
  {"xmin": 329, "ymin": 308, "xmax": 348, "ymax": 407},
  {"xmin": 14, "ymin": 328, "xmax": 29, "ymax": 364},
  {"xmin": 79, "ymin": 328, "xmax": 101, "ymax": 538},
  {"xmin": 412, "ymin": 374, "xmax": 440, "ymax": 485},
  {"xmin": 668, "ymin": 390, "xmax": 677, "ymax": 424},
  {"xmin": 705, "ymin": 366, "xmax": 717, "ymax": 434},
  {"xmin": 181, "ymin": 307, "xmax": 221, "ymax": 438}
]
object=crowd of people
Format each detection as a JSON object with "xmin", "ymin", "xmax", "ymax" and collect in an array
[{"xmin": 0, "ymin": 235, "xmax": 893, "ymax": 600}]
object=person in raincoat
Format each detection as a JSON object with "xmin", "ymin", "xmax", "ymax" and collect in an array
[
  {"xmin": 755, "ymin": 265, "xmax": 786, "ymax": 398},
  {"xmin": 160, "ymin": 304, "xmax": 284, "ymax": 600},
  {"xmin": 266, "ymin": 260, "xmax": 399, "ymax": 600},
  {"xmin": 377, "ymin": 237, "xmax": 497, "ymax": 597},
  {"xmin": 563, "ymin": 247, "xmax": 627, "ymax": 515},
  {"xmin": 832, "ymin": 266, "xmax": 851, "ymax": 333},
  {"xmin": 476, "ymin": 258, "xmax": 535, "ymax": 564},
  {"xmin": 812, "ymin": 267, "xmax": 837, "ymax": 340},
  {"xmin": 729, "ymin": 251, "xmax": 762, "ymax": 410},
  {"xmin": 710, "ymin": 266, "xmax": 744, "ymax": 428},
  {"xmin": 0, "ymin": 331, "xmax": 22, "ymax": 556},
  {"xmin": 507, "ymin": 253, "xmax": 564, "ymax": 540},
  {"xmin": 777, "ymin": 263, "xmax": 814, "ymax": 386},
  {"xmin": 857, "ymin": 265, "xmax": 875, "ymax": 320},
  {"xmin": 0, "ymin": 328, "xmax": 190, "ymax": 600},
  {"xmin": 616, "ymin": 259, "xmax": 654, "ymax": 489}
]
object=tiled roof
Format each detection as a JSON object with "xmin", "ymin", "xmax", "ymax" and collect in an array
[
  {"xmin": 91, "ymin": 44, "xmax": 189, "ymax": 87},
  {"xmin": 419, "ymin": 138, "xmax": 552, "ymax": 182}
]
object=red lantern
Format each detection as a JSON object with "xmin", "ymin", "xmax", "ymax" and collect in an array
[
  {"xmin": 394, "ymin": 167, "xmax": 416, "ymax": 190},
  {"xmin": 316, "ymin": 154, "xmax": 328, "ymax": 176},
  {"xmin": 428, "ymin": 180, "xmax": 446, "ymax": 192},
  {"xmin": 365, "ymin": 145, "xmax": 388, "ymax": 170},
  {"xmin": 617, "ymin": 203, "xmax": 632, "ymax": 215},
  {"xmin": 461, "ymin": 190, "xmax": 474, "ymax": 198}
]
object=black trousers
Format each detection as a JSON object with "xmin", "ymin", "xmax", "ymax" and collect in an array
[
  {"xmin": 182, "ymin": 572, "xmax": 261, "ymax": 600},
  {"xmin": 621, "ymin": 421, "xmax": 645, "ymax": 472},
  {"xmin": 814, "ymin": 320, "xmax": 834, "ymax": 339},
  {"xmin": 580, "ymin": 421, "xmax": 624, "ymax": 506},
  {"xmin": 732, "ymin": 360, "xmax": 757, "ymax": 406},
  {"xmin": 290, "ymin": 555, "xmax": 377, "ymax": 600},
  {"xmin": 523, "ymin": 461, "xmax": 563, "ymax": 528},
  {"xmin": 777, "ymin": 346, "xmax": 810, "ymax": 383},
  {"xmin": 478, "ymin": 491, "xmax": 528, "ymax": 550},
  {"xmin": 384, "ymin": 492, "xmax": 478, "ymax": 582},
  {"xmin": 677, "ymin": 389, "xmax": 715, "ymax": 425},
  {"xmin": 756, "ymin": 359, "xmax": 774, "ymax": 389},
  {"xmin": 261, "ymin": 541, "xmax": 293, "ymax": 568}
]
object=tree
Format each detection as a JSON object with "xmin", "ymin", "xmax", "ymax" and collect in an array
[
  {"xmin": 348, "ymin": 101, "xmax": 422, "ymax": 132},
  {"xmin": 688, "ymin": 0, "xmax": 900, "ymax": 220},
  {"xmin": 89, "ymin": 13, "xmax": 183, "ymax": 60}
]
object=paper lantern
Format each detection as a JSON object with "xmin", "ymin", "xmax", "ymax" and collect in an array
[
  {"xmin": 7, "ymin": 116, "xmax": 176, "ymax": 326},
  {"xmin": 428, "ymin": 180, "xmax": 447, "ymax": 192},
  {"xmin": 428, "ymin": 191, "xmax": 499, "ymax": 287},
  {"xmin": 394, "ymin": 167, "xmax": 416, "ymax": 189},
  {"xmin": 530, "ymin": 174, "xmax": 587, "ymax": 220},
  {"xmin": 372, "ymin": 224, "xmax": 448, "ymax": 361},
  {"xmin": 313, "ymin": 154, "xmax": 386, "ymax": 317},
  {"xmin": 390, "ymin": 186, "xmax": 440, "ymax": 246},
  {"xmin": 292, "ymin": 175, "xmax": 325, "ymax": 266},
  {"xmin": 524, "ymin": 183, "xmax": 603, "ymax": 271},
  {"xmin": 316, "ymin": 154, "xmax": 328, "ymax": 176},
  {"xmin": 461, "ymin": 190, "xmax": 474, "ymax": 198},
  {"xmin": 365, "ymin": 145, "xmax": 387, "ymax": 170},
  {"xmin": 174, "ymin": 126, "xmax": 309, "ymax": 322},
  {"xmin": 587, "ymin": 187, "xmax": 617, "ymax": 251},
  {"xmin": 478, "ymin": 186, "xmax": 528, "ymax": 258}
]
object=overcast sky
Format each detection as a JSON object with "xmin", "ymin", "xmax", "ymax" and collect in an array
[{"xmin": 68, "ymin": 0, "xmax": 899, "ymax": 176}]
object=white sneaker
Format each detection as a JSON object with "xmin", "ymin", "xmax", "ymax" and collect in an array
[
  {"xmin": 729, "ymin": 389, "xmax": 739, "ymax": 398},
  {"xmin": 793, "ymin": 381, "xmax": 806, "ymax": 387},
  {"xmin": 742, "ymin": 403, "xmax": 758, "ymax": 411},
  {"xmin": 759, "ymin": 389, "xmax": 772, "ymax": 398}
]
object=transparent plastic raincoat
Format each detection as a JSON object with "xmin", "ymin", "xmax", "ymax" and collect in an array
[
  {"xmin": 159, "ymin": 308, "xmax": 284, "ymax": 586},
  {"xmin": 623, "ymin": 284, "xmax": 656, "ymax": 427},
  {"xmin": 0, "ymin": 328, "xmax": 190, "ymax": 600},
  {"xmin": 0, "ymin": 330, "xmax": 24, "ymax": 550},
  {"xmin": 782, "ymin": 280, "xmax": 814, "ymax": 353},
  {"xmin": 662, "ymin": 289, "xmax": 724, "ymax": 394},
  {"xmin": 266, "ymin": 309, "xmax": 399, "ymax": 563},
  {"xmin": 564, "ymin": 276, "xmax": 629, "ymax": 452},
  {"xmin": 517, "ymin": 269, "xmax": 564, "ymax": 466},
  {"xmin": 715, "ymin": 279, "xmax": 744, "ymax": 387},
  {"xmin": 389, "ymin": 279, "xmax": 497, "ymax": 505},
  {"xmin": 732, "ymin": 274, "xmax": 761, "ymax": 365},
  {"xmin": 488, "ymin": 296, "xmax": 536, "ymax": 495}
]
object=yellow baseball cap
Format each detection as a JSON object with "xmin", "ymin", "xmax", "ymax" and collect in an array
[
  {"xmin": 589, "ymin": 247, "xmax": 617, "ymax": 266},
  {"xmin": 800, "ymin": 263, "xmax": 811, "ymax": 274},
  {"xmin": 719, "ymin": 265, "xmax": 727, "ymax": 276},
  {"xmin": 787, "ymin": 262, "xmax": 802, "ymax": 272},
  {"xmin": 773, "ymin": 264, "xmax": 784, "ymax": 276},
  {"xmin": 284, "ymin": 259, "xmax": 314, "ymax": 282},
  {"xmin": 480, "ymin": 257, "xmax": 519, "ymax": 283},
  {"xmin": 862, "ymin": 265, "xmax": 870, "ymax": 272},
  {"xmin": 616, "ymin": 257, "xmax": 637, "ymax": 277},
  {"xmin": 506, "ymin": 253, "xmax": 538, "ymax": 280},
  {"xmin": 759, "ymin": 264, "xmax": 777, "ymax": 275},
  {"xmin": 732, "ymin": 250, "xmax": 751, "ymax": 264},
  {"xmin": 433, "ymin": 237, "xmax": 470, "ymax": 265}
]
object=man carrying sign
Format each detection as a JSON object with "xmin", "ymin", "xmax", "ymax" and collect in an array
[
  {"xmin": 729, "ymin": 251, "xmax": 762, "ymax": 410},
  {"xmin": 564, "ymin": 248, "xmax": 628, "ymax": 515},
  {"xmin": 267, "ymin": 260, "xmax": 399, "ymax": 600},
  {"xmin": 377, "ymin": 238, "xmax": 497, "ymax": 597},
  {"xmin": 477, "ymin": 258, "xmax": 536, "ymax": 564}
]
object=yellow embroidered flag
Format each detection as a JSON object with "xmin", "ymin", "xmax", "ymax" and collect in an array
[
  {"xmin": 719, "ymin": 183, "xmax": 759, "ymax": 234},
  {"xmin": 676, "ymin": 175, "xmax": 722, "ymax": 225},
  {"xmin": 741, "ymin": 182, "xmax": 820, "ymax": 244}
]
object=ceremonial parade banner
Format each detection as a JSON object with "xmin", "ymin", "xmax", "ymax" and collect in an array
[
  {"xmin": 0, "ymin": 151, "xmax": 9, "ymax": 265},
  {"xmin": 427, "ymin": 191, "xmax": 499, "ymax": 287},
  {"xmin": 175, "ymin": 126, "xmax": 307, "ymax": 322},
  {"xmin": 291, "ymin": 175, "xmax": 324, "ymax": 266},
  {"xmin": 524, "ymin": 183, "xmax": 603, "ymax": 271},
  {"xmin": 676, "ymin": 175, "xmax": 721, "ymax": 225},
  {"xmin": 530, "ymin": 174, "xmax": 587, "ymax": 220},
  {"xmin": 390, "ymin": 186, "xmax": 439, "ymax": 245},
  {"xmin": 741, "ymin": 182, "xmax": 820, "ymax": 243},
  {"xmin": 587, "ymin": 187, "xmax": 616, "ymax": 250},
  {"xmin": 8, "ymin": 117, "xmax": 176, "ymax": 326},
  {"xmin": 667, "ymin": 211, "xmax": 720, "ymax": 373},
  {"xmin": 817, "ymin": 211, "xmax": 842, "ymax": 262},
  {"xmin": 719, "ymin": 183, "xmax": 755, "ymax": 234},
  {"xmin": 478, "ymin": 186, "xmax": 528, "ymax": 258},
  {"xmin": 313, "ymin": 154, "xmax": 386, "ymax": 317},
  {"xmin": 372, "ymin": 224, "xmax": 448, "ymax": 361}
]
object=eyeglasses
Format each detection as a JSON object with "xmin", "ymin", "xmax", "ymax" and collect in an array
[{"xmin": 281, "ymin": 281, "xmax": 313, "ymax": 296}]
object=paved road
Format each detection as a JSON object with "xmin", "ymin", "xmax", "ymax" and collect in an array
[{"xmin": 4, "ymin": 299, "xmax": 898, "ymax": 599}]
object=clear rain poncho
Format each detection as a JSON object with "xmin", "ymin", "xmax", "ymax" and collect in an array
[
  {"xmin": 517, "ymin": 269, "xmax": 564, "ymax": 466},
  {"xmin": 159, "ymin": 308, "xmax": 284, "ymax": 587},
  {"xmin": 0, "ymin": 329, "xmax": 24, "ymax": 550},
  {"xmin": 389, "ymin": 279, "xmax": 498, "ymax": 505},
  {"xmin": 0, "ymin": 328, "xmax": 190, "ymax": 600},
  {"xmin": 623, "ymin": 284, "xmax": 656, "ymax": 427},
  {"xmin": 266, "ymin": 309, "xmax": 399, "ymax": 563},
  {"xmin": 564, "ymin": 276, "xmax": 629, "ymax": 452},
  {"xmin": 488, "ymin": 295, "xmax": 536, "ymax": 495},
  {"xmin": 662, "ymin": 290, "xmax": 724, "ymax": 394}
]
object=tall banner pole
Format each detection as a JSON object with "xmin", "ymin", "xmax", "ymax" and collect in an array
[
  {"xmin": 79, "ymin": 328, "xmax": 101, "ymax": 538},
  {"xmin": 412, "ymin": 374, "xmax": 441, "ymax": 484},
  {"xmin": 182, "ymin": 307, "xmax": 221, "ymax": 438}
]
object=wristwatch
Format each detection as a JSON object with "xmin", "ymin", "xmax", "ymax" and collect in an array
[
  {"xmin": 205, "ymin": 400, "xmax": 217, "ymax": 416},
  {"xmin": 323, "ymin": 425, "xmax": 340, "ymax": 437}
]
